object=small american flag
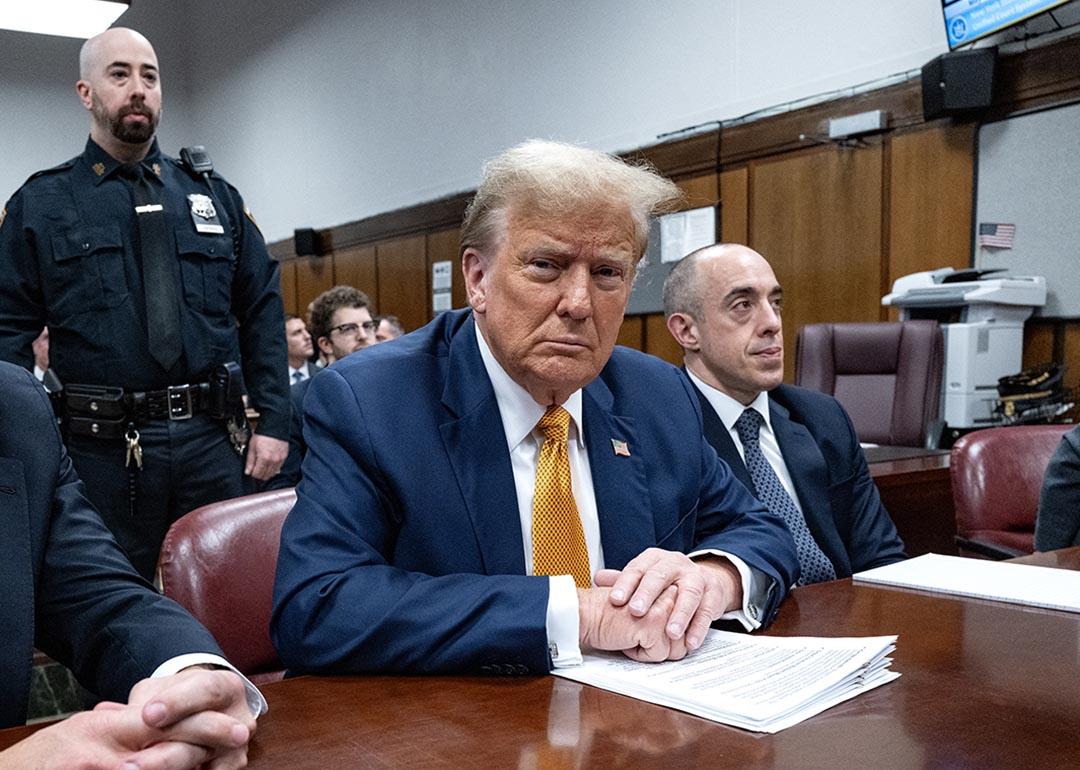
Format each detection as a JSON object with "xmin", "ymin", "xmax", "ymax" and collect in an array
[
  {"xmin": 978, "ymin": 222, "xmax": 1015, "ymax": 249},
  {"xmin": 611, "ymin": 438, "xmax": 630, "ymax": 457}
]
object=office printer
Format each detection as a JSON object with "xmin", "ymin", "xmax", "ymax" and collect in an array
[{"xmin": 882, "ymin": 268, "xmax": 1047, "ymax": 430}]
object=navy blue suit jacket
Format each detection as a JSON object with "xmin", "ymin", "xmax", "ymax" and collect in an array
[
  {"xmin": 692, "ymin": 379, "xmax": 906, "ymax": 579},
  {"xmin": 1035, "ymin": 425, "xmax": 1080, "ymax": 550},
  {"xmin": 0, "ymin": 363, "xmax": 222, "ymax": 728},
  {"xmin": 271, "ymin": 310, "xmax": 798, "ymax": 676}
]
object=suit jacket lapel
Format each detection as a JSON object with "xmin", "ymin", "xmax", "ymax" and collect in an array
[
  {"xmin": 0, "ymin": 457, "xmax": 34, "ymax": 728},
  {"xmin": 768, "ymin": 398, "xmax": 833, "ymax": 544},
  {"xmin": 582, "ymin": 378, "xmax": 654, "ymax": 570},
  {"xmin": 692, "ymin": 379, "xmax": 757, "ymax": 492},
  {"xmin": 439, "ymin": 316, "xmax": 526, "ymax": 576}
]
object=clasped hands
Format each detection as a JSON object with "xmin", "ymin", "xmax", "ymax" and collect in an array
[
  {"xmin": 3, "ymin": 667, "xmax": 254, "ymax": 770},
  {"xmin": 577, "ymin": 548, "xmax": 741, "ymax": 662}
]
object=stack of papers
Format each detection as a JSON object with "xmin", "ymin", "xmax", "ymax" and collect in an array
[
  {"xmin": 854, "ymin": 553, "xmax": 1080, "ymax": 613},
  {"xmin": 553, "ymin": 631, "xmax": 899, "ymax": 733}
]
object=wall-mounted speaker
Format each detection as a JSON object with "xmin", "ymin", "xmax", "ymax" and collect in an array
[
  {"xmin": 294, "ymin": 227, "xmax": 319, "ymax": 256},
  {"xmin": 922, "ymin": 48, "xmax": 997, "ymax": 121}
]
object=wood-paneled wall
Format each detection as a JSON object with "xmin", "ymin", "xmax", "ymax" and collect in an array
[
  {"xmin": 270, "ymin": 34, "xmax": 1080, "ymax": 394},
  {"xmin": 751, "ymin": 143, "xmax": 887, "ymax": 382}
]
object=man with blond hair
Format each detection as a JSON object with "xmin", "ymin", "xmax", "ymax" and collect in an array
[{"xmin": 272, "ymin": 141, "xmax": 797, "ymax": 676}]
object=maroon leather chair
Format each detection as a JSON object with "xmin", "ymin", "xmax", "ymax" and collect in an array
[
  {"xmin": 157, "ymin": 488, "xmax": 295, "ymax": 684},
  {"xmin": 950, "ymin": 424, "xmax": 1072, "ymax": 559},
  {"xmin": 795, "ymin": 320, "xmax": 943, "ymax": 447}
]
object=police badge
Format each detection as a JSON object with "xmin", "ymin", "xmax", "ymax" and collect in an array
[{"xmin": 187, "ymin": 193, "xmax": 225, "ymax": 234}]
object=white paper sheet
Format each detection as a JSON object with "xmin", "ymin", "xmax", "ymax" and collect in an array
[
  {"xmin": 553, "ymin": 631, "xmax": 899, "ymax": 733},
  {"xmin": 853, "ymin": 553, "xmax": 1080, "ymax": 613},
  {"xmin": 659, "ymin": 206, "xmax": 716, "ymax": 264}
]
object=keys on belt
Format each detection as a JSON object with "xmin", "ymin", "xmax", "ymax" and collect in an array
[{"xmin": 125, "ymin": 426, "xmax": 143, "ymax": 469}]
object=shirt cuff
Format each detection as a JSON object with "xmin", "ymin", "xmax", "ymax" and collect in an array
[
  {"xmin": 546, "ymin": 574, "xmax": 583, "ymax": 668},
  {"xmin": 687, "ymin": 549, "xmax": 763, "ymax": 631},
  {"xmin": 150, "ymin": 653, "xmax": 268, "ymax": 717}
]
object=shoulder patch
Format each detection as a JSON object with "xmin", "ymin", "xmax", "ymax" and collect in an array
[{"xmin": 243, "ymin": 203, "xmax": 261, "ymax": 232}]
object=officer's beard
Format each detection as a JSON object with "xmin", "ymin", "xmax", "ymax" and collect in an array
[{"xmin": 93, "ymin": 94, "xmax": 160, "ymax": 145}]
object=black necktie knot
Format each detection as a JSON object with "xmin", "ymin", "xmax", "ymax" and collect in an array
[{"xmin": 119, "ymin": 163, "xmax": 144, "ymax": 183}]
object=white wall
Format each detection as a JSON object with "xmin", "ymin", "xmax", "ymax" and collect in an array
[
  {"xmin": 2, "ymin": 1, "xmax": 949, "ymax": 242},
  {"xmin": 0, "ymin": 1, "xmax": 193, "ymax": 200}
]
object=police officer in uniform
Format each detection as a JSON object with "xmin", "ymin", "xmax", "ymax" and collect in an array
[{"xmin": 0, "ymin": 27, "xmax": 289, "ymax": 579}]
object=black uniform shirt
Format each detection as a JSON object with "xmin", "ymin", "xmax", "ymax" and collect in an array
[{"xmin": 0, "ymin": 138, "xmax": 288, "ymax": 439}]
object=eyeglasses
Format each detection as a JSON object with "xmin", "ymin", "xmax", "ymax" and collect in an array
[{"xmin": 329, "ymin": 321, "xmax": 377, "ymax": 338}]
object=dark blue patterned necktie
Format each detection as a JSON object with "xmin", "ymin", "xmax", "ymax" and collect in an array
[{"xmin": 734, "ymin": 408, "xmax": 836, "ymax": 585}]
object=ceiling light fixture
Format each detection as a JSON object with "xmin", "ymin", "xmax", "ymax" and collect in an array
[{"xmin": 0, "ymin": 0, "xmax": 131, "ymax": 40}]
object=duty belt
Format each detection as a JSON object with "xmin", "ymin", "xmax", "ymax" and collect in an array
[
  {"xmin": 64, "ymin": 382, "xmax": 212, "ymax": 428},
  {"xmin": 62, "ymin": 363, "xmax": 246, "ymax": 446},
  {"xmin": 127, "ymin": 383, "xmax": 212, "ymax": 421}
]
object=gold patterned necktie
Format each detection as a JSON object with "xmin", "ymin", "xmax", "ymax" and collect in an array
[{"xmin": 531, "ymin": 406, "xmax": 591, "ymax": 588}]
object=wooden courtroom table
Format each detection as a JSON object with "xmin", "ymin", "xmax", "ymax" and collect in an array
[
  {"xmin": 867, "ymin": 447, "xmax": 956, "ymax": 557},
  {"xmin": 6, "ymin": 548, "xmax": 1076, "ymax": 767}
]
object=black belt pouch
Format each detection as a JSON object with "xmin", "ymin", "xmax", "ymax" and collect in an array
[{"xmin": 65, "ymin": 384, "xmax": 127, "ymax": 439}]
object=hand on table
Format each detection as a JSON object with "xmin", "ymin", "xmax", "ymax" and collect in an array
[
  {"xmin": 125, "ymin": 667, "xmax": 256, "ymax": 770},
  {"xmin": 0, "ymin": 668, "xmax": 253, "ymax": 770},
  {"xmin": 594, "ymin": 548, "xmax": 742, "ymax": 651},
  {"xmin": 578, "ymin": 584, "xmax": 690, "ymax": 662}
]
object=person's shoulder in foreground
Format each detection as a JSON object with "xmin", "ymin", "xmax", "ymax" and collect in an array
[
  {"xmin": 1035, "ymin": 424, "xmax": 1080, "ymax": 550},
  {"xmin": 0, "ymin": 354, "xmax": 262, "ymax": 767},
  {"xmin": 271, "ymin": 139, "xmax": 798, "ymax": 678}
]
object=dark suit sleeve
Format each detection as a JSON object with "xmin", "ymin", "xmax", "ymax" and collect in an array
[
  {"xmin": 1035, "ymin": 428, "xmax": 1080, "ymax": 550},
  {"xmin": 218, "ymin": 181, "xmax": 289, "ymax": 440},
  {"xmin": 23, "ymin": 371, "xmax": 224, "ymax": 701},
  {"xmin": 0, "ymin": 191, "xmax": 45, "ymax": 367},
  {"xmin": 262, "ymin": 381, "xmax": 305, "ymax": 491},
  {"xmin": 827, "ymin": 402, "xmax": 907, "ymax": 572},
  {"xmin": 271, "ymin": 368, "xmax": 550, "ymax": 675}
]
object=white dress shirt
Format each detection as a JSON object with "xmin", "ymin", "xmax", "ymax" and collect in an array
[
  {"xmin": 475, "ymin": 328, "xmax": 758, "ymax": 667},
  {"xmin": 288, "ymin": 364, "xmax": 310, "ymax": 384},
  {"xmin": 151, "ymin": 654, "xmax": 267, "ymax": 716},
  {"xmin": 686, "ymin": 369, "xmax": 810, "ymax": 528}
]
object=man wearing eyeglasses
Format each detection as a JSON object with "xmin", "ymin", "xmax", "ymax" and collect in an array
[{"xmin": 265, "ymin": 285, "xmax": 375, "ymax": 490}]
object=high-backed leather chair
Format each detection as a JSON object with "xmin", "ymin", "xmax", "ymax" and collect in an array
[
  {"xmin": 950, "ymin": 424, "xmax": 1072, "ymax": 559},
  {"xmin": 795, "ymin": 321, "xmax": 943, "ymax": 447},
  {"xmin": 157, "ymin": 488, "xmax": 295, "ymax": 684}
]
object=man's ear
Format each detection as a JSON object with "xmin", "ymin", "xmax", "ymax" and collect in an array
[
  {"xmin": 665, "ymin": 312, "xmax": 700, "ymax": 352},
  {"xmin": 76, "ymin": 80, "xmax": 93, "ymax": 112},
  {"xmin": 316, "ymin": 336, "xmax": 333, "ymax": 358},
  {"xmin": 462, "ymin": 248, "xmax": 488, "ymax": 314}
]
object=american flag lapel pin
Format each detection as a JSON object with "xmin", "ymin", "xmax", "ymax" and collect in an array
[{"xmin": 611, "ymin": 438, "xmax": 630, "ymax": 457}]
